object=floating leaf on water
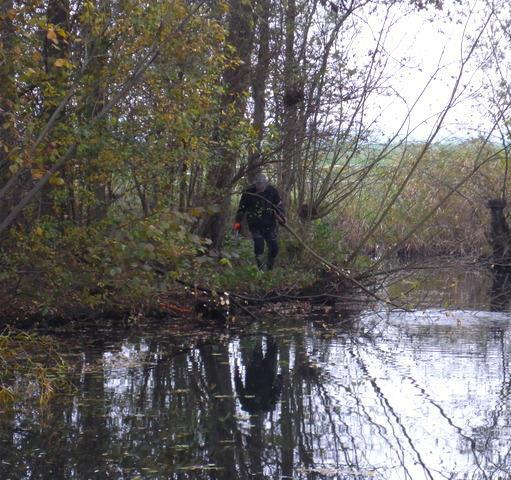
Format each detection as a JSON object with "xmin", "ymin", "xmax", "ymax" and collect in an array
[
  {"xmin": 178, "ymin": 464, "xmax": 221, "ymax": 471},
  {"xmin": 234, "ymin": 414, "xmax": 251, "ymax": 420},
  {"xmin": 141, "ymin": 468, "xmax": 159, "ymax": 474},
  {"xmin": 31, "ymin": 168, "xmax": 46, "ymax": 179},
  {"xmin": 172, "ymin": 444, "xmax": 190, "ymax": 450}
]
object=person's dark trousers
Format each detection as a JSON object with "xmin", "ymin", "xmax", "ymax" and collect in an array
[{"xmin": 251, "ymin": 226, "xmax": 279, "ymax": 270}]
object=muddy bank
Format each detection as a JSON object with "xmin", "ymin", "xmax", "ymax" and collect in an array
[{"xmin": 0, "ymin": 267, "xmax": 360, "ymax": 332}]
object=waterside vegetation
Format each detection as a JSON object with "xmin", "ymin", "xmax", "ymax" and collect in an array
[{"xmin": 1, "ymin": 0, "xmax": 511, "ymax": 402}]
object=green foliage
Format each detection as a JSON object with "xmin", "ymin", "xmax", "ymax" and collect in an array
[
  {"xmin": 0, "ymin": 208, "xmax": 210, "ymax": 314},
  {"xmin": 309, "ymin": 220, "xmax": 349, "ymax": 263},
  {"xmin": 204, "ymin": 260, "xmax": 316, "ymax": 295},
  {"xmin": 1, "ymin": 0, "xmax": 506, "ymax": 324},
  {"xmin": 0, "ymin": 0, "xmax": 235, "ymax": 319},
  {"xmin": 191, "ymin": 235, "xmax": 317, "ymax": 294}
]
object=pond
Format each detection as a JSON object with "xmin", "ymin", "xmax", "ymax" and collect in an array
[{"xmin": 2, "ymin": 262, "xmax": 511, "ymax": 479}]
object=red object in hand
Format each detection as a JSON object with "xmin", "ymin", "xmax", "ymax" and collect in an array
[{"xmin": 233, "ymin": 222, "xmax": 241, "ymax": 231}]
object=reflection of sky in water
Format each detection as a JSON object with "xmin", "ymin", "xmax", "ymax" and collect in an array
[
  {"xmin": 3, "ymin": 267, "xmax": 511, "ymax": 479},
  {"xmin": 322, "ymin": 308, "xmax": 511, "ymax": 479}
]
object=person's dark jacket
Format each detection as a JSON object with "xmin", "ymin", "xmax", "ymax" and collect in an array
[{"xmin": 235, "ymin": 185, "xmax": 284, "ymax": 230}]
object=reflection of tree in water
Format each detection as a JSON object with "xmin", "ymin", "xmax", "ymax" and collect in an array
[
  {"xmin": 0, "ymin": 320, "xmax": 445, "ymax": 479},
  {"xmin": 358, "ymin": 313, "xmax": 511, "ymax": 479},
  {"xmin": 235, "ymin": 335, "xmax": 282, "ymax": 415},
  {"xmin": 489, "ymin": 269, "xmax": 511, "ymax": 311},
  {"xmin": 7, "ymin": 315, "xmax": 511, "ymax": 479}
]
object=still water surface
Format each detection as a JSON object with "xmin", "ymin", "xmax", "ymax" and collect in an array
[{"xmin": 2, "ymin": 263, "xmax": 511, "ymax": 479}]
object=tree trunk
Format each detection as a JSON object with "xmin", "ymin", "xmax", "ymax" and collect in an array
[
  {"xmin": 279, "ymin": 0, "xmax": 301, "ymax": 211},
  {"xmin": 40, "ymin": 0, "xmax": 70, "ymax": 218},
  {"xmin": 0, "ymin": 1, "xmax": 18, "ymax": 222},
  {"xmin": 83, "ymin": 0, "xmax": 110, "ymax": 223},
  {"xmin": 200, "ymin": 0, "xmax": 254, "ymax": 249},
  {"xmin": 247, "ymin": 0, "xmax": 271, "ymax": 182}
]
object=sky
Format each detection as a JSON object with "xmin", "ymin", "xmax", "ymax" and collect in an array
[{"xmin": 357, "ymin": 1, "xmax": 506, "ymax": 143}]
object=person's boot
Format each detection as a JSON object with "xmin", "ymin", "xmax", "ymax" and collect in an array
[
  {"xmin": 255, "ymin": 255, "xmax": 265, "ymax": 270},
  {"xmin": 267, "ymin": 255, "xmax": 276, "ymax": 271}
]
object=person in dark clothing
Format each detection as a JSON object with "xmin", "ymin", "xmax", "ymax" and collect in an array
[{"xmin": 234, "ymin": 173, "xmax": 286, "ymax": 270}]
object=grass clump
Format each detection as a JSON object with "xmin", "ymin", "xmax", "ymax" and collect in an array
[{"xmin": 0, "ymin": 327, "xmax": 73, "ymax": 407}]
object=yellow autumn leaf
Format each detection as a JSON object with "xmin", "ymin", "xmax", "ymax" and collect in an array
[
  {"xmin": 0, "ymin": 387, "xmax": 15, "ymax": 405},
  {"xmin": 174, "ymin": 3, "xmax": 187, "ymax": 20},
  {"xmin": 56, "ymin": 27, "xmax": 68, "ymax": 39},
  {"xmin": 46, "ymin": 29, "xmax": 58, "ymax": 44},
  {"xmin": 219, "ymin": 1, "xmax": 229, "ymax": 13},
  {"xmin": 6, "ymin": 9, "xmax": 16, "ymax": 20},
  {"xmin": 35, "ymin": 227, "xmax": 44, "ymax": 236},
  {"xmin": 189, "ymin": 207, "xmax": 204, "ymax": 217},
  {"xmin": 31, "ymin": 168, "xmax": 46, "ymax": 179},
  {"xmin": 49, "ymin": 175, "xmax": 65, "ymax": 186},
  {"xmin": 54, "ymin": 58, "xmax": 66, "ymax": 68}
]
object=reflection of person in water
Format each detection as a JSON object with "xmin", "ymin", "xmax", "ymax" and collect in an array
[{"xmin": 235, "ymin": 336, "xmax": 282, "ymax": 414}]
